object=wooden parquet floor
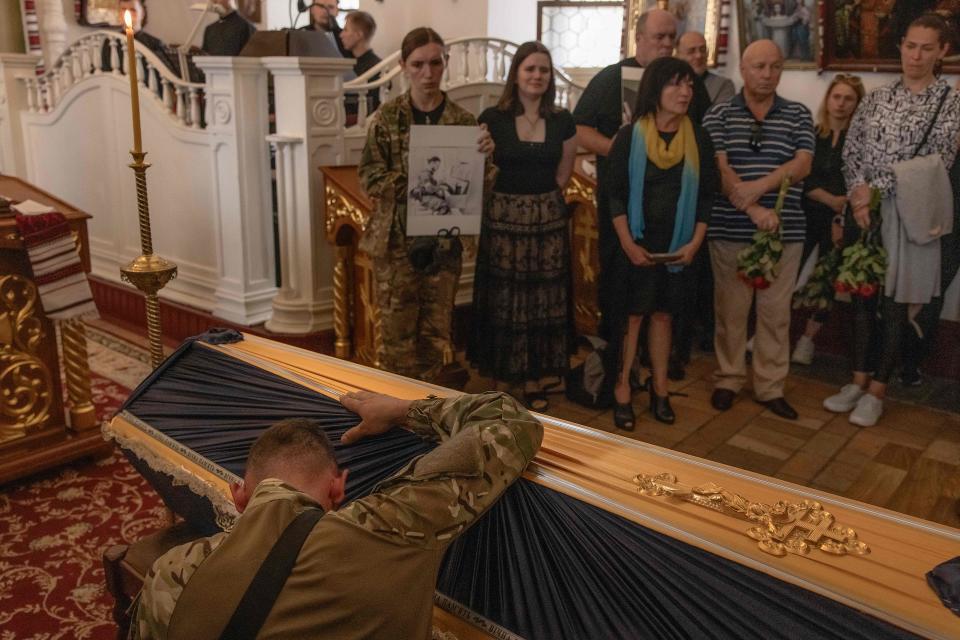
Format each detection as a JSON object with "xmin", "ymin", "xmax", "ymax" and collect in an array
[{"xmin": 464, "ymin": 353, "xmax": 960, "ymax": 529}]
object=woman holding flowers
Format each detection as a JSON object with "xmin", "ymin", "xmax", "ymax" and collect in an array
[
  {"xmin": 604, "ymin": 57, "xmax": 717, "ymax": 429},
  {"xmin": 791, "ymin": 74, "xmax": 865, "ymax": 366},
  {"xmin": 828, "ymin": 14, "xmax": 960, "ymax": 426}
]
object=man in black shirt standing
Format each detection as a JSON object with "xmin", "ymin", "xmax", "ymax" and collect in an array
[
  {"xmin": 202, "ymin": 0, "xmax": 256, "ymax": 56},
  {"xmin": 574, "ymin": 8, "xmax": 686, "ymax": 340},
  {"xmin": 340, "ymin": 11, "xmax": 380, "ymax": 76},
  {"xmin": 340, "ymin": 11, "xmax": 382, "ymax": 117},
  {"xmin": 302, "ymin": 0, "xmax": 351, "ymax": 58}
]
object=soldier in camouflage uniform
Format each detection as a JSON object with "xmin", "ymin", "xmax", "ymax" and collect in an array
[
  {"xmin": 358, "ymin": 27, "xmax": 496, "ymax": 382},
  {"xmin": 130, "ymin": 390, "xmax": 542, "ymax": 640}
]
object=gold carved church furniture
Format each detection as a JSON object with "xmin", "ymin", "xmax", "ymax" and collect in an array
[
  {"xmin": 0, "ymin": 175, "xmax": 107, "ymax": 485},
  {"xmin": 320, "ymin": 160, "xmax": 600, "ymax": 365}
]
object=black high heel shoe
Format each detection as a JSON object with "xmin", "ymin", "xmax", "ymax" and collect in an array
[
  {"xmin": 613, "ymin": 401, "xmax": 635, "ymax": 431},
  {"xmin": 650, "ymin": 388, "xmax": 675, "ymax": 425}
]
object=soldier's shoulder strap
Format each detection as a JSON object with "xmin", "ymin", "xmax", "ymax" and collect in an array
[{"xmin": 217, "ymin": 507, "xmax": 325, "ymax": 640}]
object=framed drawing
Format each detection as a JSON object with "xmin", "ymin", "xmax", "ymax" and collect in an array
[
  {"xmin": 821, "ymin": 0, "xmax": 960, "ymax": 72},
  {"xmin": 78, "ymin": 0, "xmax": 122, "ymax": 27},
  {"xmin": 626, "ymin": 0, "xmax": 726, "ymax": 66},
  {"xmin": 406, "ymin": 126, "xmax": 484, "ymax": 237},
  {"xmin": 736, "ymin": 0, "xmax": 818, "ymax": 69}
]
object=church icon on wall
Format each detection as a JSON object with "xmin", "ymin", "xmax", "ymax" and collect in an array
[{"xmin": 737, "ymin": 0, "xmax": 818, "ymax": 69}]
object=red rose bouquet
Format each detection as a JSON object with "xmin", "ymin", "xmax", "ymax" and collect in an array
[
  {"xmin": 736, "ymin": 176, "xmax": 791, "ymax": 289},
  {"xmin": 834, "ymin": 189, "xmax": 885, "ymax": 299}
]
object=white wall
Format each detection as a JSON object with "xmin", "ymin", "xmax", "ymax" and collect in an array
[
  {"xmin": 358, "ymin": 0, "xmax": 488, "ymax": 58},
  {"xmin": 486, "ymin": 0, "xmax": 536, "ymax": 47}
]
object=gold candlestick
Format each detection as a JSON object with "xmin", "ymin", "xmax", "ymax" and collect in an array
[{"xmin": 119, "ymin": 8, "xmax": 177, "ymax": 370}]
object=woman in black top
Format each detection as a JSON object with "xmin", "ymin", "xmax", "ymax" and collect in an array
[
  {"xmin": 792, "ymin": 74, "xmax": 864, "ymax": 366},
  {"xmin": 606, "ymin": 57, "xmax": 716, "ymax": 428},
  {"xmin": 467, "ymin": 42, "xmax": 578, "ymax": 410}
]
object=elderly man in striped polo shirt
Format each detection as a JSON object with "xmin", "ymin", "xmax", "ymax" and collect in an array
[{"xmin": 702, "ymin": 40, "xmax": 814, "ymax": 421}]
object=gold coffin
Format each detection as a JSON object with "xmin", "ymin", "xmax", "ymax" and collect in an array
[{"xmin": 106, "ymin": 335, "xmax": 960, "ymax": 640}]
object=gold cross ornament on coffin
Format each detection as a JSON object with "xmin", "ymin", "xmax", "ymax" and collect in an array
[{"xmin": 634, "ymin": 472, "xmax": 871, "ymax": 558}]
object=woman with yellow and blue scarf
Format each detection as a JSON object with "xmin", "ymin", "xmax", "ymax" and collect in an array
[{"xmin": 606, "ymin": 57, "xmax": 717, "ymax": 429}]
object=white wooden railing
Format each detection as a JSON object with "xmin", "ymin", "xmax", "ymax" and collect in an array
[
  {"xmin": 342, "ymin": 37, "xmax": 585, "ymax": 130},
  {"xmin": 20, "ymin": 30, "xmax": 205, "ymax": 129}
]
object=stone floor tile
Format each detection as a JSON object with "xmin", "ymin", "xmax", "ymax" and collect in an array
[
  {"xmin": 844, "ymin": 462, "xmax": 908, "ymax": 505},
  {"xmin": 708, "ymin": 444, "xmax": 783, "ymax": 477},
  {"xmin": 923, "ymin": 439, "xmax": 960, "ymax": 465},
  {"xmin": 727, "ymin": 434, "xmax": 795, "ymax": 461},
  {"xmin": 800, "ymin": 431, "xmax": 849, "ymax": 460},
  {"xmin": 886, "ymin": 458, "xmax": 957, "ymax": 520},
  {"xmin": 820, "ymin": 416, "xmax": 861, "ymax": 439},
  {"xmin": 874, "ymin": 443, "xmax": 922, "ymax": 471},
  {"xmin": 777, "ymin": 451, "xmax": 829, "ymax": 482},
  {"xmin": 811, "ymin": 461, "xmax": 863, "ymax": 495}
]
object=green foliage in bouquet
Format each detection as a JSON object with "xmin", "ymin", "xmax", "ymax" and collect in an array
[
  {"xmin": 736, "ymin": 176, "xmax": 791, "ymax": 290},
  {"xmin": 834, "ymin": 189, "xmax": 886, "ymax": 299}
]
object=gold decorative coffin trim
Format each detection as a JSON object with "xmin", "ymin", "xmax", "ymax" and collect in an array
[
  {"xmin": 107, "ymin": 334, "xmax": 960, "ymax": 640},
  {"xmin": 635, "ymin": 472, "xmax": 870, "ymax": 558}
]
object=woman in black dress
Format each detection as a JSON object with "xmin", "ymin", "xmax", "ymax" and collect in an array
[
  {"xmin": 468, "ymin": 41, "xmax": 578, "ymax": 410},
  {"xmin": 606, "ymin": 57, "xmax": 716, "ymax": 428},
  {"xmin": 791, "ymin": 74, "xmax": 863, "ymax": 366}
]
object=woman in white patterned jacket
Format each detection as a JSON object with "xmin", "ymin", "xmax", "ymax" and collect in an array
[{"xmin": 825, "ymin": 13, "xmax": 960, "ymax": 427}]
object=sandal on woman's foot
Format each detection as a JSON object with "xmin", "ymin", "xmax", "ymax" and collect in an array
[
  {"xmin": 613, "ymin": 401, "xmax": 635, "ymax": 431},
  {"xmin": 523, "ymin": 390, "xmax": 549, "ymax": 412}
]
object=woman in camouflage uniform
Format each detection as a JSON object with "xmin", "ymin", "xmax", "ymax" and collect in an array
[{"xmin": 358, "ymin": 27, "xmax": 495, "ymax": 382}]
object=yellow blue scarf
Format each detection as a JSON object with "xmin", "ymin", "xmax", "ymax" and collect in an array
[{"xmin": 628, "ymin": 114, "xmax": 700, "ymax": 272}]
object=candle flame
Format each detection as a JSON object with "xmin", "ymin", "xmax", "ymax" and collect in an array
[{"xmin": 123, "ymin": 9, "xmax": 133, "ymax": 29}]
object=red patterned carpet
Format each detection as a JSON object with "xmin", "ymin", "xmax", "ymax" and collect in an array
[{"xmin": 0, "ymin": 374, "xmax": 167, "ymax": 640}]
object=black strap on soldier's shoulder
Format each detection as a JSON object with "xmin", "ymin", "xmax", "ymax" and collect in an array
[
  {"xmin": 218, "ymin": 507, "xmax": 324, "ymax": 640},
  {"xmin": 915, "ymin": 85, "xmax": 951, "ymax": 159}
]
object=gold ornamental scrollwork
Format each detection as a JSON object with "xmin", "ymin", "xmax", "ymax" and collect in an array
[
  {"xmin": 564, "ymin": 174, "xmax": 595, "ymax": 204},
  {"xmin": 0, "ymin": 274, "xmax": 45, "ymax": 353},
  {"xmin": 634, "ymin": 472, "xmax": 870, "ymax": 558},
  {"xmin": 0, "ymin": 275, "xmax": 53, "ymax": 439},
  {"xmin": 325, "ymin": 185, "xmax": 370, "ymax": 240}
]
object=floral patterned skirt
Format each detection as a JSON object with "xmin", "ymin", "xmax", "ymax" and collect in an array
[{"xmin": 467, "ymin": 190, "xmax": 573, "ymax": 382}]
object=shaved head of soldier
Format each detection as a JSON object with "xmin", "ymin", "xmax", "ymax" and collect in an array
[
  {"xmin": 635, "ymin": 9, "xmax": 678, "ymax": 66},
  {"xmin": 230, "ymin": 418, "xmax": 348, "ymax": 514},
  {"xmin": 740, "ymin": 39, "xmax": 784, "ymax": 101}
]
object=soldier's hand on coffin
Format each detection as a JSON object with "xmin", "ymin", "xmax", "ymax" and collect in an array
[
  {"xmin": 340, "ymin": 391, "xmax": 414, "ymax": 444},
  {"xmin": 477, "ymin": 124, "xmax": 495, "ymax": 156}
]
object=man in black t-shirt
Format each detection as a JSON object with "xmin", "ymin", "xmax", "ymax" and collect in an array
[
  {"xmin": 202, "ymin": 0, "xmax": 256, "ymax": 56},
  {"xmin": 575, "ymin": 9, "xmax": 706, "ymax": 341},
  {"xmin": 301, "ymin": 0, "xmax": 351, "ymax": 58},
  {"xmin": 340, "ymin": 10, "xmax": 382, "ymax": 117}
]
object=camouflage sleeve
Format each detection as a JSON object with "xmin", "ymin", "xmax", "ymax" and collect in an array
[
  {"xmin": 333, "ymin": 392, "xmax": 543, "ymax": 548},
  {"xmin": 130, "ymin": 532, "xmax": 227, "ymax": 640},
  {"xmin": 358, "ymin": 111, "xmax": 405, "ymax": 202}
]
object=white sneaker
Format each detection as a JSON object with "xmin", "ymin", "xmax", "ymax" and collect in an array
[
  {"xmin": 849, "ymin": 394, "xmax": 883, "ymax": 427},
  {"xmin": 823, "ymin": 384, "xmax": 865, "ymax": 413},
  {"xmin": 791, "ymin": 335, "xmax": 815, "ymax": 365}
]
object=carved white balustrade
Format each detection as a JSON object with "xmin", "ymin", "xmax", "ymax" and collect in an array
[
  {"xmin": 20, "ymin": 31, "xmax": 205, "ymax": 128},
  {"xmin": 341, "ymin": 37, "xmax": 584, "ymax": 137}
]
